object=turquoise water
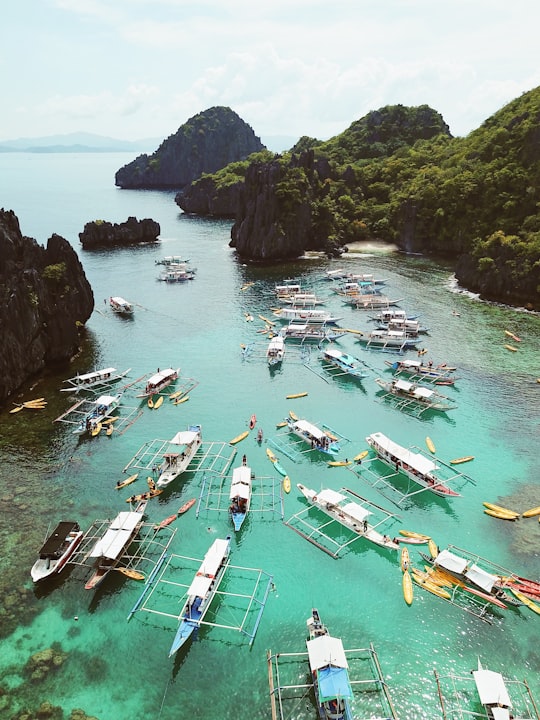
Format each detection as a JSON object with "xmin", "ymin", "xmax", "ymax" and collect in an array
[{"xmin": 0, "ymin": 154, "xmax": 539, "ymax": 720}]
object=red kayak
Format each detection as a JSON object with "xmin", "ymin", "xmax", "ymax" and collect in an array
[
  {"xmin": 249, "ymin": 414, "xmax": 256, "ymax": 429},
  {"xmin": 178, "ymin": 497, "xmax": 196, "ymax": 515},
  {"xmin": 154, "ymin": 513, "xmax": 177, "ymax": 532}
]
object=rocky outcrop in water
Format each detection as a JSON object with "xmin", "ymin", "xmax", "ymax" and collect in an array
[
  {"xmin": 0, "ymin": 209, "xmax": 94, "ymax": 404},
  {"xmin": 115, "ymin": 106, "xmax": 265, "ymax": 189},
  {"xmin": 79, "ymin": 216, "xmax": 160, "ymax": 249}
]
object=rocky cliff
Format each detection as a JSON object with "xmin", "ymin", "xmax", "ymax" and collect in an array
[
  {"xmin": 79, "ymin": 216, "xmax": 160, "ymax": 249},
  {"xmin": 115, "ymin": 106, "xmax": 265, "ymax": 189},
  {"xmin": 0, "ymin": 209, "xmax": 94, "ymax": 404}
]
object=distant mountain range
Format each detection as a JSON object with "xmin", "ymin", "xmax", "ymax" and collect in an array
[
  {"xmin": 0, "ymin": 132, "xmax": 161, "ymax": 154},
  {"xmin": 0, "ymin": 131, "xmax": 298, "ymax": 154}
]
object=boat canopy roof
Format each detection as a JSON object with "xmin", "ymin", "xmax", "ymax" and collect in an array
[
  {"xmin": 230, "ymin": 465, "xmax": 252, "ymax": 500},
  {"xmin": 318, "ymin": 666, "xmax": 354, "ymax": 703},
  {"xmin": 413, "ymin": 386, "xmax": 435, "ymax": 399},
  {"xmin": 148, "ymin": 368, "xmax": 177, "ymax": 385},
  {"xmin": 434, "ymin": 549, "xmax": 469, "ymax": 574},
  {"xmin": 39, "ymin": 521, "xmax": 79, "ymax": 558},
  {"xmin": 187, "ymin": 574, "xmax": 214, "ymax": 599},
  {"xmin": 398, "ymin": 360, "xmax": 421, "ymax": 368},
  {"xmin": 317, "ymin": 488, "xmax": 347, "ymax": 505},
  {"xmin": 89, "ymin": 511, "xmax": 141, "ymax": 560},
  {"xmin": 94, "ymin": 394, "xmax": 119, "ymax": 406},
  {"xmin": 341, "ymin": 502, "xmax": 371, "ymax": 522},
  {"xmin": 198, "ymin": 538, "xmax": 230, "ymax": 579},
  {"xmin": 74, "ymin": 368, "xmax": 117, "ymax": 382},
  {"xmin": 268, "ymin": 335, "xmax": 284, "ymax": 349},
  {"xmin": 307, "ymin": 634, "xmax": 349, "ymax": 672},
  {"xmin": 294, "ymin": 419, "xmax": 325, "ymax": 440},
  {"xmin": 111, "ymin": 296, "xmax": 131, "ymax": 306},
  {"xmin": 368, "ymin": 432, "xmax": 440, "ymax": 475},
  {"xmin": 169, "ymin": 428, "xmax": 200, "ymax": 446},
  {"xmin": 473, "ymin": 666, "xmax": 512, "ymax": 709},
  {"xmin": 324, "ymin": 348, "xmax": 355, "ymax": 367},
  {"xmin": 465, "ymin": 563, "xmax": 497, "ymax": 592}
]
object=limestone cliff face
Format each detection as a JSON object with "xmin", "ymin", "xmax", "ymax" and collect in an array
[
  {"xmin": 455, "ymin": 252, "xmax": 540, "ymax": 310},
  {"xmin": 115, "ymin": 106, "xmax": 265, "ymax": 189},
  {"xmin": 79, "ymin": 216, "xmax": 160, "ymax": 249},
  {"xmin": 0, "ymin": 209, "xmax": 94, "ymax": 404},
  {"xmin": 230, "ymin": 151, "xmax": 337, "ymax": 260}
]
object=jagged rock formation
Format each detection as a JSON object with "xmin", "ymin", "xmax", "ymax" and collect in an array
[
  {"xmin": 230, "ymin": 151, "xmax": 338, "ymax": 260},
  {"xmin": 175, "ymin": 175, "xmax": 243, "ymax": 217},
  {"xmin": 115, "ymin": 106, "xmax": 265, "ymax": 189},
  {"xmin": 79, "ymin": 216, "xmax": 160, "ymax": 249},
  {"xmin": 0, "ymin": 209, "xmax": 94, "ymax": 404}
]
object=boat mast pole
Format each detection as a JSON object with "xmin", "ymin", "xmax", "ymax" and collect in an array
[
  {"xmin": 524, "ymin": 678, "xmax": 540, "ymax": 720},
  {"xmin": 433, "ymin": 669, "xmax": 448, "ymax": 720}
]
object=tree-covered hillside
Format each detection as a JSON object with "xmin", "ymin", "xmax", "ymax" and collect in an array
[{"xmin": 180, "ymin": 92, "xmax": 540, "ymax": 307}]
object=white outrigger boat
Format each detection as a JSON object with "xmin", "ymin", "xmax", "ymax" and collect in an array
[
  {"xmin": 286, "ymin": 417, "xmax": 340, "ymax": 455},
  {"xmin": 281, "ymin": 321, "xmax": 345, "ymax": 343},
  {"xmin": 85, "ymin": 506, "xmax": 146, "ymax": 590},
  {"xmin": 321, "ymin": 348, "xmax": 368, "ymax": 380},
  {"xmin": 266, "ymin": 334, "xmax": 285, "ymax": 366},
  {"xmin": 109, "ymin": 296, "xmax": 134, "ymax": 315},
  {"xmin": 137, "ymin": 367, "xmax": 180, "ymax": 397},
  {"xmin": 31, "ymin": 521, "xmax": 83, "ymax": 582},
  {"xmin": 156, "ymin": 425, "xmax": 202, "ymax": 488},
  {"xmin": 272, "ymin": 306, "xmax": 343, "ymax": 325},
  {"xmin": 60, "ymin": 366, "xmax": 131, "ymax": 393},
  {"xmin": 169, "ymin": 536, "xmax": 232, "ymax": 656},
  {"xmin": 306, "ymin": 609, "xmax": 354, "ymax": 720},
  {"xmin": 229, "ymin": 457, "xmax": 253, "ymax": 532},
  {"xmin": 434, "ymin": 659, "xmax": 540, "ymax": 720},
  {"xmin": 345, "ymin": 293, "xmax": 402, "ymax": 309},
  {"xmin": 158, "ymin": 267, "xmax": 195, "ymax": 282},
  {"xmin": 375, "ymin": 378, "xmax": 457, "ymax": 413},
  {"xmin": 384, "ymin": 358, "xmax": 457, "ymax": 385},
  {"xmin": 155, "ymin": 255, "xmax": 190, "ymax": 266},
  {"xmin": 72, "ymin": 393, "xmax": 121, "ymax": 435},
  {"xmin": 297, "ymin": 484, "xmax": 399, "ymax": 551},
  {"xmin": 282, "ymin": 293, "xmax": 325, "ymax": 306},
  {"xmin": 366, "ymin": 432, "xmax": 460, "ymax": 497},
  {"xmin": 359, "ymin": 329, "xmax": 419, "ymax": 351}
]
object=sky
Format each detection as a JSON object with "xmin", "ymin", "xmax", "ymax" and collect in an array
[{"xmin": 2, "ymin": 0, "xmax": 540, "ymax": 145}]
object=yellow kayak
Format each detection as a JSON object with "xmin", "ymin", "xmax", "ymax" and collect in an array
[
  {"xmin": 509, "ymin": 588, "xmax": 540, "ymax": 615},
  {"xmin": 116, "ymin": 567, "xmax": 145, "ymax": 581},
  {"xmin": 450, "ymin": 456, "xmax": 474, "ymax": 465},
  {"xmin": 354, "ymin": 450, "xmax": 369, "ymax": 462},
  {"xmin": 428, "ymin": 538, "xmax": 439, "ymax": 559},
  {"xmin": 90, "ymin": 422, "xmax": 102, "ymax": 437},
  {"xmin": 402, "ymin": 570, "xmax": 413, "ymax": 605},
  {"xmin": 174, "ymin": 395, "xmax": 189, "ymax": 405},
  {"xmin": 286, "ymin": 392, "xmax": 308, "ymax": 399},
  {"xmin": 483, "ymin": 502, "xmax": 519, "ymax": 517},
  {"xmin": 484, "ymin": 508, "xmax": 519, "ymax": 521},
  {"xmin": 169, "ymin": 390, "xmax": 183, "ymax": 400},
  {"xmin": 101, "ymin": 416, "xmax": 119, "ymax": 425},
  {"xmin": 266, "ymin": 447, "xmax": 277, "ymax": 463},
  {"xmin": 504, "ymin": 329, "xmax": 521, "ymax": 342},
  {"xmin": 411, "ymin": 572, "xmax": 451, "ymax": 600},
  {"xmin": 289, "ymin": 410, "xmax": 298, "ymax": 421},
  {"xmin": 426, "ymin": 436, "xmax": 436, "ymax": 453},
  {"xmin": 106, "ymin": 424, "xmax": 114, "ymax": 436},
  {"xmin": 148, "ymin": 396, "xmax": 154, "ymax": 408},
  {"xmin": 153, "ymin": 395, "xmax": 164, "ymax": 409},
  {"xmin": 230, "ymin": 430, "xmax": 249, "ymax": 445},
  {"xmin": 504, "ymin": 344, "xmax": 518, "ymax": 352},
  {"xmin": 400, "ymin": 546, "xmax": 410, "ymax": 572},
  {"xmin": 282, "ymin": 476, "xmax": 291, "ymax": 494},
  {"xmin": 522, "ymin": 505, "xmax": 540, "ymax": 518},
  {"xmin": 116, "ymin": 473, "xmax": 138, "ymax": 490},
  {"xmin": 399, "ymin": 529, "xmax": 431, "ymax": 541},
  {"xmin": 276, "ymin": 421, "xmax": 287, "ymax": 428},
  {"xmin": 327, "ymin": 459, "xmax": 352, "ymax": 467}
]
